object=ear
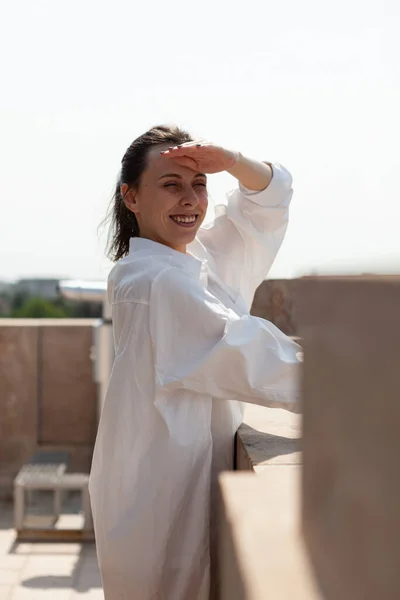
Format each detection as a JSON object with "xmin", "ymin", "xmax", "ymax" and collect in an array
[{"xmin": 121, "ymin": 183, "xmax": 139, "ymax": 214}]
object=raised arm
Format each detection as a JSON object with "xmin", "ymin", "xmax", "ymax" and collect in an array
[
  {"xmin": 199, "ymin": 160, "xmax": 293, "ymax": 307},
  {"xmin": 149, "ymin": 267, "xmax": 301, "ymax": 412},
  {"xmin": 226, "ymin": 152, "xmax": 273, "ymax": 191},
  {"xmin": 160, "ymin": 142, "xmax": 293, "ymax": 308}
]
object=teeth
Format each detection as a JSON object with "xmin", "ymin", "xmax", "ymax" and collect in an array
[{"xmin": 171, "ymin": 215, "xmax": 196, "ymax": 224}]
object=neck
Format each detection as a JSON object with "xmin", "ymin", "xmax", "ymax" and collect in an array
[{"xmin": 139, "ymin": 234, "xmax": 186, "ymax": 254}]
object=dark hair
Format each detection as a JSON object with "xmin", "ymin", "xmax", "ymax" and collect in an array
[{"xmin": 105, "ymin": 124, "xmax": 193, "ymax": 261}]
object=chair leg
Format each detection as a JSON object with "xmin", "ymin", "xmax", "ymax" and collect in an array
[
  {"xmin": 54, "ymin": 489, "xmax": 62, "ymax": 517},
  {"xmin": 27, "ymin": 489, "xmax": 34, "ymax": 507},
  {"xmin": 14, "ymin": 484, "xmax": 24, "ymax": 530}
]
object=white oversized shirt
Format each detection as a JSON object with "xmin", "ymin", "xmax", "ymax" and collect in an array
[{"xmin": 89, "ymin": 162, "xmax": 302, "ymax": 600}]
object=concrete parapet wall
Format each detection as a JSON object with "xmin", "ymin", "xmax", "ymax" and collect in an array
[
  {"xmin": 0, "ymin": 319, "xmax": 98, "ymax": 499},
  {"xmin": 296, "ymin": 276, "xmax": 400, "ymax": 600},
  {"xmin": 0, "ymin": 323, "xmax": 39, "ymax": 498},
  {"xmin": 236, "ymin": 406, "xmax": 301, "ymax": 472},
  {"xmin": 219, "ymin": 469, "xmax": 322, "ymax": 600},
  {"xmin": 221, "ymin": 275, "xmax": 400, "ymax": 600},
  {"xmin": 219, "ymin": 407, "xmax": 305, "ymax": 598},
  {"xmin": 251, "ymin": 279, "xmax": 297, "ymax": 336}
]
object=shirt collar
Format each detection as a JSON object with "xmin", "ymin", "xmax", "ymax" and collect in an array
[{"xmin": 128, "ymin": 237, "xmax": 203, "ymax": 278}]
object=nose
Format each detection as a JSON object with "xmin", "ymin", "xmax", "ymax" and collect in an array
[{"xmin": 179, "ymin": 187, "xmax": 199, "ymax": 207}]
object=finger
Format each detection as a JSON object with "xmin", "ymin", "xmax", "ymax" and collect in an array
[
  {"xmin": 177, "ymin": 140, "xmax": 208, "ymax": 148},
  {"xmin": 188, "ymin": 141, "xmax": 213, "ymax": 149},
  {"xmin": 168, "ymin": 155, "xmax": 198, "ymax": 170},
  {"xmin": 160, "ymin": 143, "xmax": 212, "ymax": 156},
  {"xmin": 160, "ymin": 144, "xmax": 197, "ymax": 154}
]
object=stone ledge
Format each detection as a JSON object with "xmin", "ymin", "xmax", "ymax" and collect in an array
[
  {"xmin": 0, "ymin": 319, "xmax": 99, "ymax": 326},
  {"xmin": 236, "ymin": 405, "xmax": 302, "ymax": 472},
  {"xmin": 219, "ymin": 469, "xmax": 322, "ymax": 600}
]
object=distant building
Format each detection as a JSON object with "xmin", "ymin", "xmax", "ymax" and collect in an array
[
  {"xmin": 15, "ymin": 278, "xmax": 60, "ymax": 300},
  {"xmin": 0, "ymin": 281, "xmax": 15, "ymax": 315},
  {"xmin": 0, "ymin": 281, "xmax": 14, "ymax": 294}
]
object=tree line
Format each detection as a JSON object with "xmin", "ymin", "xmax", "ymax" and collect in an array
[{"xmin": 0, "ymin": 289, "xmax": 102, "ymax": 319}]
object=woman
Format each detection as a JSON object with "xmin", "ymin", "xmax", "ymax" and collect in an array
[{"xmin": 89, "ymin": 125, "xmax": 302, "ymax": 600}]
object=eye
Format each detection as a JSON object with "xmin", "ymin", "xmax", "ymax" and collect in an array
[
  {"xmin": 194, "ymin": 181, "xmax": 207, "ymax": 188},
  {"xmin": 164, "ymin": 182, "xmax": 178, "ymax": 188}
]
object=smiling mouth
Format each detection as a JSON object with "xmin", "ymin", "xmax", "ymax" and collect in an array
[{"xmin": 170, "ymin": 215, "xmax": 199, "ymax": 227}]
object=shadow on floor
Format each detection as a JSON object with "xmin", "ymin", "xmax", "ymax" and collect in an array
[
  {"xmin": 9, "ymin": 542, "xmax": 101, "ymax": 592},
  {"xmin": 1, "ymin": 501, "xmax": 102, "ymax": 593},
  {"xmin": 237, "ymin": 423, "xmax": 301, "ymax": 463}
]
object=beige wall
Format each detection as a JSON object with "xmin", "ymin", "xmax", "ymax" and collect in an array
[
  {"xmin": 39, "ymin": 325, "xmax": 97, "ymax": 445},
  {"xmin": 296, "ymin": 276, "xmax": 400, "ymax": 600},
  {"xmin": 0, "ymin": 324, "xmax": 38, "ymax": 499},
  {"xmin": 0, "ymin": 320, "xmax": 98, "ymax": 499},
  {"xmin": 220, "ymin": 276, "xmax": 400, "ymax": 600},
  {"xmin": 251, "ymin": 278, "xmax": 297, "ymax": 336}
]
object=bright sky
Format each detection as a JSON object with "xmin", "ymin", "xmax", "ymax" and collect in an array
[{"xmin": 1, "ymin": 0, "xmax": 399, "ymax": 282}]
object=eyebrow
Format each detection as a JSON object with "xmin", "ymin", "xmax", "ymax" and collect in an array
[{"xmin": 158, "ymin": 172, "xmax": 207, "ymax": 180}]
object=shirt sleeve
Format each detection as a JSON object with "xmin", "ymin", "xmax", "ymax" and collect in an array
[
  {"xmin": 148, "ymin": 266, "xmax": 301, "ymax": 413},
  {"xmin": 197, "ymin": 162, "xmax": 293, "ymax": 308}
]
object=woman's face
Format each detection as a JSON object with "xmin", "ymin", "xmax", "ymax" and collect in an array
[{"xmin": 123, "ymin": 144, "xmax": 208, "ymax": 253}]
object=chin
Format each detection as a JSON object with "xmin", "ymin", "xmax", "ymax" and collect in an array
[
  {"xmin": 175, "ymin": 231, "xmax": 198, "ymax": 246},
  {"xmin": 168, "ymin": 223, "xmax": 202, "ymax": 244}
]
